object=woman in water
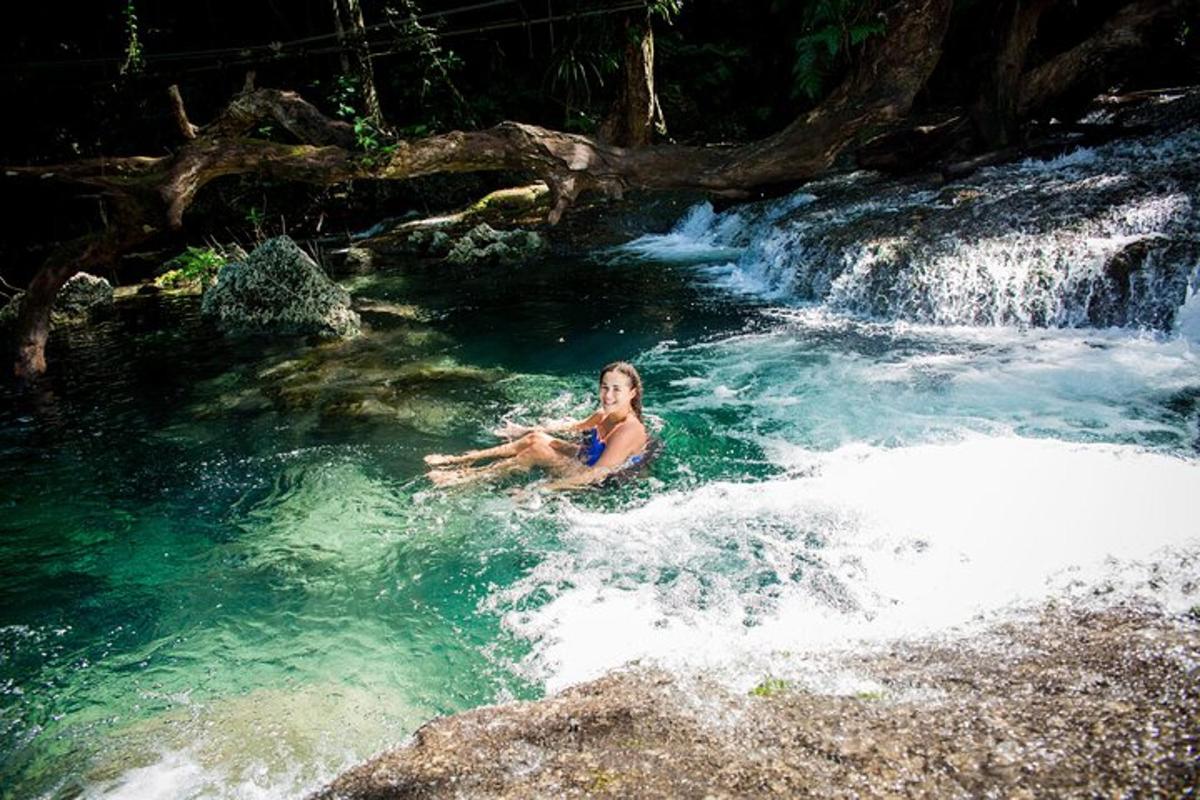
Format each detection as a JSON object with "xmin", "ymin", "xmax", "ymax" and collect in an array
[{"xmin": 424, "ymin": 361, "xmax": 649, "ymax": 489}]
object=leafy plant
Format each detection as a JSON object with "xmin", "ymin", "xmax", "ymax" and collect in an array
[
  {"xmin": 544, "ymin": 40, "xmax": 620, "ymax": 128},
  {"xmin": 648, "ymin": 0, "xmax": 684, "ymax": 24},
  {"xmin": 329, "ymin": 73, "xmax": 360, "ymax": 120},
  {"xmin": 353, "ymin": 117, "xmax": 400, "ymax": 166},
  {"xmin": 155, "ymin": 246, "xmax": 228, "ymax": 289},
  {"xmin": 119, "ymin": 1, "xmax": 145, "ymax": 76},
  {"xmin": 245, "ymin": 205, "xmax": 266, "ymax": 240},
  {"xmin": 791, "ymin": 0, "xmax": 886, "ymax": 102},
  {"xmin": 383, "ymin": 0, "xmax": 475, "ymax": 128}
]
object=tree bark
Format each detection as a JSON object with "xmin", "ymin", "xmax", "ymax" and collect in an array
[
  {"xmin": 1018, "ymin": 0, "xmax": 1196, "ymax": 117},
  {"xmin": 598, "ymin": 14, "xmax": 667, "ymax": 148},
  {"xmin": 338, "ymin": 0, "xmax": 384, "ymax": 127},
  {"xmin": 330, "ymin": 0, "xmax": 352, "ymax": 75},
  {"xmin": 5, "ymin": 0, "xmax": 953, "ymax": 378},
  {"xmin": 971, "ymin": 0, "xmax": 1054, "ymax": 149},
  {"xmin": 12, "ymin": 198, "xmax": 155, "ymax": 379}
]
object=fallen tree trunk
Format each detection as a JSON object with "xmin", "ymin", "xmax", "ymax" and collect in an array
[{"xmin": 5, "ymin": 0, "xmax": 955, "ymax": 378}]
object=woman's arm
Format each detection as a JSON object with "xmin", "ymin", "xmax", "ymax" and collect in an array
[
  {"xmin": 495, "ymin": 411, "xmax": 603, "ymax": 439},
  {"xmin": 542, "ymin": 422, "xmax": 644, "ymax": 491}
]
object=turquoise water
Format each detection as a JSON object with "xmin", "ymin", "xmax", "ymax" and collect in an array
[{"xmin": 2, "ymin": 232, "xmax": 1199, "ymax": 798}]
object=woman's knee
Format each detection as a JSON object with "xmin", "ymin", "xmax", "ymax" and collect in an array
[
  {"xmin": 519, "ymin": 431, "xmax": 553, "ymax": 449},
  {"xmin": 520, "ymin": 439, "xmax": 558, "ymax": 463}
]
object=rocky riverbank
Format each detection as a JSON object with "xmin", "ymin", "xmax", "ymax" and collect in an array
[{"xmin": 313, "ymin": 604, "xmax": 1199, "ymax": 799}]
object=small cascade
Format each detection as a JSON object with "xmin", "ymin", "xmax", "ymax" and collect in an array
[{"xmin": 623, "ymin": 123, "xmax": 1200, "ymax": 331}]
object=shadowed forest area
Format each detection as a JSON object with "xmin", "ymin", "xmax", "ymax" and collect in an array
[{"xmin": 2, "ymin": 0, "xmax": 1195, "ymax": 376}]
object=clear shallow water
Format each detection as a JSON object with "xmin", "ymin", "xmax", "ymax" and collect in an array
[{"xmin": 3, "ymin": 215, "xmax": 1200, "ymax": 798}]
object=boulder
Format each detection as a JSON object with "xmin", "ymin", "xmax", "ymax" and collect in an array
[
  {"xmin": 445, "ymin": 223, "xmax": 544, "ymax": 266},
  {"xmin": 201, "ymin": 236, "xmax": 361, "ymax": 338},
  {"xmin": 53, "ymin": 273, "xmax": 114, "ymax": 321},
  {"xmin": 0, "ymin": 272, "xmax": 114, "ymax": 332}
]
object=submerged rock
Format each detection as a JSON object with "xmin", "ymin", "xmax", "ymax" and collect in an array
[
  {"xmin": 405, "ymin": 228, "xmax": 454, "ymax": 258},
  {"xmin": 341, "ymin": 246, "xmax": 376, "ymax": 275},
  {"xmin": 201, "ymin": 236, "xmax": 361, "ymax": 338},
  {"xmin": 446, "ymin": 223, "xmax": 544, "ymax": 266},
  {"xmin": 314, "ymin": 606, "xmax": 1199, "ymax": 798}
]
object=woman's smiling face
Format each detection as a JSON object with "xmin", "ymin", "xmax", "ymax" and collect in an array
[{"xmin": 599, "ymin": 370, "xmax": 636, "ymax": 415}]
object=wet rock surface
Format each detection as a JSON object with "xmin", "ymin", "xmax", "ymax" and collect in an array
[
  {"xmin": 314, "ymin": 605, "xmax": 1199, "ymax": 798},
  {"xmin": 201, "ymin": 236, "xmax": 361, "ymax": 338},
  {"xmin": 445, "ymin": 223, "xmax": 544, "ymax": 266}
]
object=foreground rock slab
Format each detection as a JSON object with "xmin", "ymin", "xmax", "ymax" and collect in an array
[{"xmin": 314, "ymin": 605, "xmax": 1199, "ymax": 798}]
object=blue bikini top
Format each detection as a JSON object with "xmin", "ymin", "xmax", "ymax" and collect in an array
[{"xmin": 581, "ymin": 428, "xmax": 606, "ymax": 467}]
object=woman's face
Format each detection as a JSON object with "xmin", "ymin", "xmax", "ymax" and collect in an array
[{"xmin": 599, "ymin": 370, "xmax": 636, "ymax": 415}]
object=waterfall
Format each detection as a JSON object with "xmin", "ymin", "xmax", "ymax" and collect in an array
[{"xmin": 621, "ymin": 127, "xmax": 1200, "ymax": 332}]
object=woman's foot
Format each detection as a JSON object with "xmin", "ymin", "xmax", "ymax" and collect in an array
[
  {"xmin": 424, "ymin": 453, "xmax": 464, "ymax": 467},
  {"xmin": 428, "ymin": 468, "xmax": 473, "ymax": 487}
]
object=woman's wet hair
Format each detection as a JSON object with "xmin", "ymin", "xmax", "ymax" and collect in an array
[{"xmin": 600, "ymin": 361, "xmax": 643, "ymax": 420}]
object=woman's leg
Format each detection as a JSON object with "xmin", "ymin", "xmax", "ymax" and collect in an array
[
  {"xmin": 425, "ymin": 430, "xmax": 571, "ymax": 467},
  {"xmin": 429, "ymin": 436, "xmax": 578, "ymax": 486}
]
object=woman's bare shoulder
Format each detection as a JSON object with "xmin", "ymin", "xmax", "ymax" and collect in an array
[{"xmin": 607, "ymin": 416, "xmax": 647, "ymax": 445}]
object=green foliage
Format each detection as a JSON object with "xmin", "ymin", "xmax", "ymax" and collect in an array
[
  {"xmin": 648, "ymin": 0, "xmax": 684, "ymax": 24},
  {"xmin": 791, "ymin": 0, "xmax": 886, "ymax": 102},
  {"xmin": 749, "ymin": 677, "xmax": 792, "ymax": 697},
  {"xmin": 353, "ymin": 117, "xmax": 400, "ymax": 166},
  {"xmin": 155, "ymin": 246, "xmax": 227, "ymax": 289},
  {"xmin": 245, "ymin": 205, "xmax": 265, "ymax": 231},
  {"xmin": 544, "ymin": 41, "xmax": 620, "ymax": 127},
  {"xmin": 564, "ymin": 109, "xmax": 599, "ymax": 134},
  {"xmin": 331, "ymin": 73, "xmax": 360, "ymax": 120},
  {"xmin": 119, "ymin": 1, "xmax": 144, "ymax": 76},
  {"xmin": 383, "ymin": 0, "xmax": 475, "ymax": 128}
]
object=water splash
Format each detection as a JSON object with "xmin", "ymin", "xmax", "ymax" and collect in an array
[{"xmin": 493, "ymin": 435, "xmax": 1199, "ymax": 692}]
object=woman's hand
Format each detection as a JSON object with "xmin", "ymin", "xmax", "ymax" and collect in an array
[{"xmin": 493, "ymin": 420, "xmax": 536, "ymax": 439}]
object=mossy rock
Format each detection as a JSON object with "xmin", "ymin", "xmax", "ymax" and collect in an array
[{"xmin": 201, "ymin": 236, "xmax": 361, "ymax": 338}]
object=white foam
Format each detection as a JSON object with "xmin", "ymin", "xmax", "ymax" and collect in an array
[
  {"xmin": 1176, "ymin": 272, "xmax": 1200, "ymax": 344},
  {"xmin": 493, "ymin": 436, "xmax": 1199, "ymax": 691},
  {"xmin": 614, "ymin": 201, "xmax": 746, "ymax": 263},
  {"xmin": 87, "ymin": 748, "xmax": 332, "ymax": 800}
]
